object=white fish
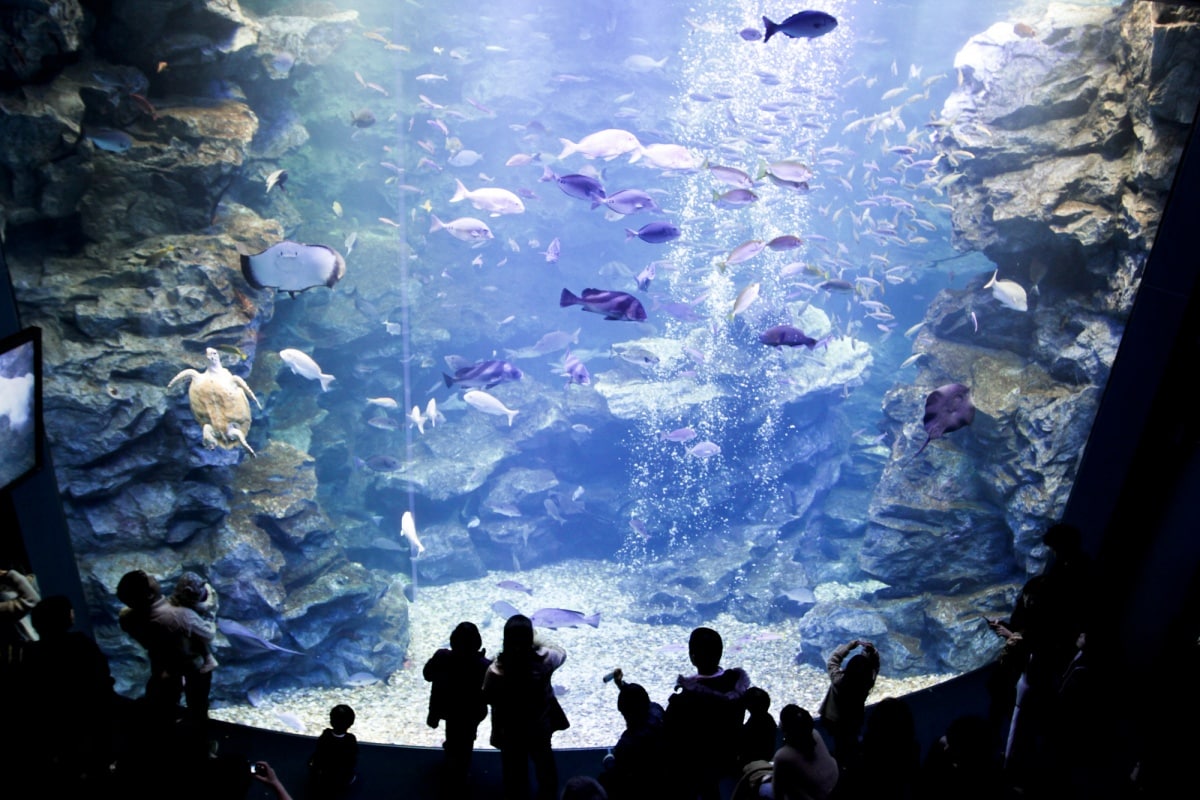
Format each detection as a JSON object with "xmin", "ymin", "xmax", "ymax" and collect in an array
[
  {"xmin": 429, "ymin": 214, "xmax": 494, "ymax": 246},
  {"xmin": 730, "ymin": 282, "xmax": 761, "ymax": 320},
  {"xmin": 463, "ymin": 389, "xmax": 519, "ymax": 426},
  {"xmin": 408, "ymin": 405, "xmax": 427, "ymax": 434},
  {"xmin": 448, "ymin": 149, "xmax": 484, "ymax": 167},
  {"xmin": 983, "ymin": 269, "xmax": 1028, "ymax": 312},
  {"xmin": 623, "ymin": 54, "xmax": 668, "ymax": 72},
  {"xmin": 344, "ymin": 231, "xmax": 357, "ymax": 256},
  {"xmin": 900, "ymin": 353, "xmax": 923, "ymax": 368},
  {"xmin": 401, "ymin": 510, "xmax": 426, "ymax": 555},
  {"xmin": 686, "ymin": 441, "xmax": 721, "ymax": 458},
  {"xmin": 265, "ymin": 169, "xmax": 287, "ymax": 194},
  {"xmin": 630, "ymin": 143, "xmax": 698, "ymax": 170},
  {"xmin": 367, "ymin": 397, "xmax": 399, "ymax": 409},
  {"xmin": 449, "ymin": 179, "xmax": 524, "ymax": 216},
  {"xmin": 425, "ymin": 397, "xmax": 445, "ymax": 427},
  {"xmin": 557, "ymin": 128, "xmax": 642, "ymax": 160},
  {"xmin": 279, "ymin": 348, "xmax": 334, "ymax": 391}
]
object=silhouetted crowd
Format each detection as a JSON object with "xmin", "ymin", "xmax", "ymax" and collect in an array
[{"xmin": 2, "ymin": 522, "xmax": 1198, "ymax": 799}]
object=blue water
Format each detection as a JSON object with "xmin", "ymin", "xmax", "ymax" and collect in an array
[{"xmin": 218, "ymin": 0, "xmax": 1128, "ymax": 738}]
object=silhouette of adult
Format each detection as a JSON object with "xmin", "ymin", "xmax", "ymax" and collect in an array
[
  {"xmin": 771, "ymin": 704, "xmax": 838, "ymax": 800},
  {"xmin": 817, "ymin": 639, "xmax": 879, "ymax": 768},
  {"xmin": 662, "ymin": 626, "xmax": 751, "ymax": 800},
  {"xmin": 483, "ymin": 613, "xmax": 569, "ymax": 800},
  {"xmin": 424, "ymin": 620, "xmax": 492, "ymax": 798},
  {"xmin": 841, "ymin": 696, "xmax": 921, "ymax": 800},
  {"xmin": 116, "ymin": 569, "xmax": 216, "ymax": 737}
]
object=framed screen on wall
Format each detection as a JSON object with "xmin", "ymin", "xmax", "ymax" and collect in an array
[{"xmin": 0, "ymin": 326, "xmax": 43, "ymax": 493}]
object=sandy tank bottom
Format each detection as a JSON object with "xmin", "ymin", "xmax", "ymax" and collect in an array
[{"xmin": 210, "ymin": 559, "xmax": 953, "ymax": 748}]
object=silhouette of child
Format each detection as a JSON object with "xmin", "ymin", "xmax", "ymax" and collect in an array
[
  {"xmin": 739, "ymin": 685, "xmax": 779, "ymax": 767},
  {"xmin": 307, "ymin": 703, "xmax": 358, "ymax": 799},
  {"xmin": 423, "ymin": 621, "xmax": 492, "ymax": 798},
  {"xmin": 169, "ymin": 572, "xmax": 218, "ymax": 674},
  {"xmin": 599, "ymin": 670, "xmax": 667, "ymax": 799}
]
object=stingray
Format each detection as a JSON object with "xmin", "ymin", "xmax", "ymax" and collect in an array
[
  {"xmin": 912, "ymin": 382, "xmax": 976, "ymax": 458},
  {"xmin": 240, "ymin": 240, "xmax": 346, "ymax": 298},
  {"xmin": 217, "ymin": 618, "xmax": 305, "ymax": 656}
]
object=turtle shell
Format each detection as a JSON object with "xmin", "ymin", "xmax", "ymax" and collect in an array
[{"xmin": 188, "ymin": 370, "xmax": 253, "ymax": 449}]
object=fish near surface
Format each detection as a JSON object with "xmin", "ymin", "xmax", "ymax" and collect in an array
[
  {"xmin": 762, "ymin": 11, "xmax": 838, "ymax": 42},
  {"xmin": 241, "ymin": 241, "xmax": 346, "ymax": 297},
  {"xmin": 913, "ymin": 383, "xmax": 976, "ymax": 458},
  {"xmin": 561, "ymin": 288, "xmax": 647, "ymax": 322}
]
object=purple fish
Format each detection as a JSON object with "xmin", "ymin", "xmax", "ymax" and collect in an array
[
  {"xmin": 541, "ymin": 167, "xmax": 606, "ymax": 202},
  {"xmin": 759, "ymin": 325, "xmax": 828, "ymax": 349},
  {"xmin": 660, "ymin": 427, "xmax": 697, "ymax": 443},
  {"xmin": 762, "ymin": 10, "xmax": 838, "ymax": 42},
  {"xmin": 443, "ymin": 359, "xmax": 524, "ymax": 389},
  {"xmin": 635, "ymin": 262, "xmax": 656, "ymax": 292},
  {"xmin": 625, "ymin": 221, "xmax": 681, "ymax": 244},
  {"xmin": 597, "ymin": 188, "xmax": 659, "ymax": 215},
  {"xmin": 530, "ymin": 608, "xmax": 601, "ymax": 630},
  {"xmin": 496, "ymin": 580, "xmax": 534, "ymax": 596},
  {"xmin": 713, "ymin": 188, "xmax": 759, "ymax": 208},
  {"xmin": 563, "ymin": 349, "xmax": 591, "ymax": 387},
  {"xmin": 491, "ymin": 600, "xmax": 523, "ymax": 618},
  {"xmin": 560, "ymin": 288, "xmax": 647, "ymax": 322}
]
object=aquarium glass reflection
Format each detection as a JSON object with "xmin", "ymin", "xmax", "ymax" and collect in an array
[{"xmin": 7, "ymin": 0, "xmax": 1195, "ymax": 747}]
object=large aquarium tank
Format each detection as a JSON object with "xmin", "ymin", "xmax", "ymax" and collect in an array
[{"xmin": 2, "ymin": 0, "xmax": 1198, "ymax": 746}]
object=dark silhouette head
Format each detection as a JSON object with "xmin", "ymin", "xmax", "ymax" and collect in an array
[
  {"xmin": 843, "ymin": 651, "xmax": 877, "ymax": 697},
  {"xmin": 617, "ymin": 681, "xmax": 651, "ymax": 727},
  {"xmin": 504, "ymin": 613, "xmax": 534, "ymax": 650},
  {"xmin": 779, "ymin": 704, "xmax": 816, "ymax": 754},
  {"xmin": 744, "ymin": 685, "xmax": 771, "ymax": 716},
  {"xmin": 116, "ymin": 569, "xmax": 161, "ymax": 609},
  {"xmin": 561, "ymin": 775, "xmax": 608, "ymax": 800},
  {"xmin": 1043, "ymin": 523, "xmax": 1083, "ymax": 559},
  {"xmin": 450, "ymin": 621, "xmax": 482, "ymax": 654},
  {"xmin": 330, "ymin": 704, "xmax": 355, "ymax": 733},
  {"xmin": 688, "ymin": 626, "xmax": 723, "ymax": 673},
  {"xmin": 31, "ymin": 594, "xmax": 74, "ymax": 637}
]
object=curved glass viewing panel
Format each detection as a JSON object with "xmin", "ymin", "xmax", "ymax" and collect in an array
[{"xmin": 3, "ymin": 0, "xmax": 1198, "ymax": 746}]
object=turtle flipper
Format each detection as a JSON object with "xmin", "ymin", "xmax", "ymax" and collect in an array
[
  {"xmin": 226, "ymin": 424, "xmax": 256, "ymax": 457},
  {"xmin": 167, "ymin": 368, "xmax": 201, "ymax": 392}
]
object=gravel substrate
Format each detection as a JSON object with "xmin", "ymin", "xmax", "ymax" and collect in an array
[{"xmin": 210, "ymin": 559, "xmax": 953, "ymax": 748}]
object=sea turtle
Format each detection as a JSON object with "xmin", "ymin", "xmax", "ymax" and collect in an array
[{"xmin": 167, "ymin": 347, "xmax": 262, "ymax": 457}]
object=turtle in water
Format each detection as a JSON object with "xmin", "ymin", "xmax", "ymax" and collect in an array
[{"xmin": 167, "ymin": 347, "xmax": 262, "ymax": 456}]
